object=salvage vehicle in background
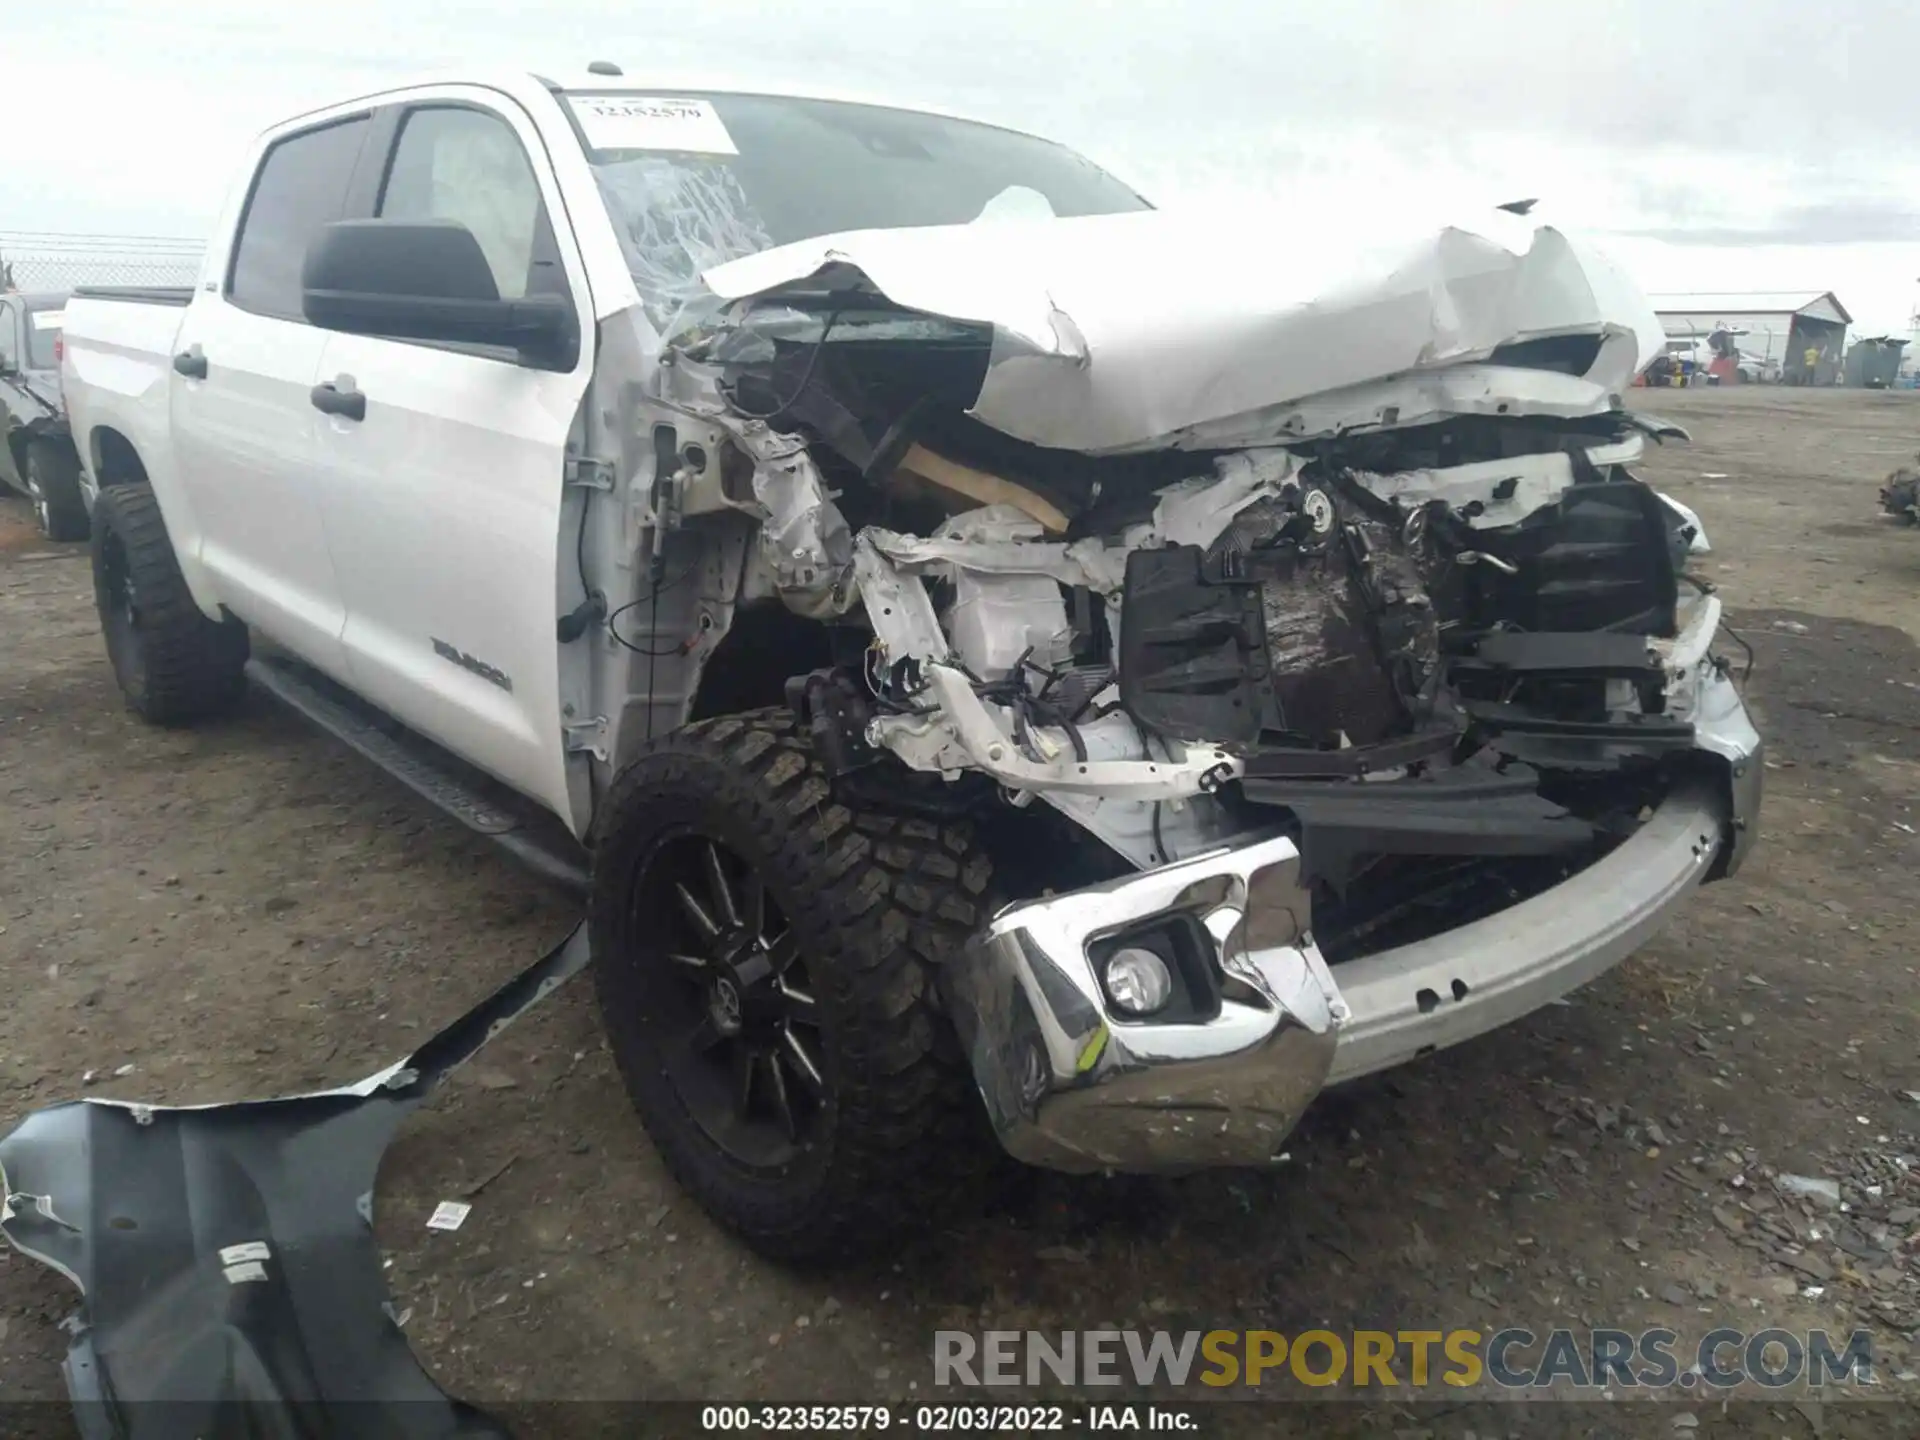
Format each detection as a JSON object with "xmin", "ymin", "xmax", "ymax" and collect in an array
[
  {"xmin": 1659, "ymin": 333, "xmax": 1778, "ymax": 386},
  {"xmin": 0, "ymin": 290, "xmax": 88, "ymax": 540},
  {"xmin": 59, "ymin": 71, "xmax": 1762, "ymax": 1261}
]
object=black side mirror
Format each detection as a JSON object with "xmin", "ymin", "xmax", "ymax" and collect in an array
[{"xmin": 301, "ymin": 219, "xmax": 576, "ymax": 369}]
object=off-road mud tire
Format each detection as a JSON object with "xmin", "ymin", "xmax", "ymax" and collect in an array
[
  {"xmin": 590, "ymin": 708, "xmax": 997, "ymax": 1263},
  {"xmin": 25, "ymin": 441, "xmax": 89, "ymax": 542},
  {"xmin": 92, "ymin": 483, "xmax": 248, "ymax": 725}
]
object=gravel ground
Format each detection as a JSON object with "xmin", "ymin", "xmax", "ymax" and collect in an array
[{"xmin": 1, "ymin": 386, "xmax": 1916, "ymax": 1437}]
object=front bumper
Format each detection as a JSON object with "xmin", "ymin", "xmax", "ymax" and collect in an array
[
  {"xmin": 1324, "ymin": 776, "xmax": 1722, "ymax": 1086},
  {"xmin": 944, "ymin": 674, "xmax": 1759, "ymax": 1173},
  {"xmin": 943, "ymin": 836, "xmax": 1350, "ymax": 1174}
]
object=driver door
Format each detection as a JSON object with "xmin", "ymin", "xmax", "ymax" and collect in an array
[{"xmin": 310, "ymin": 88, "xmax": 595, "ymax": 819}]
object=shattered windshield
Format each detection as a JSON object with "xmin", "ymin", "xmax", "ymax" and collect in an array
[{"xmin": 568, "ymin": 91, "xmax": 1150, "ymax": 334}]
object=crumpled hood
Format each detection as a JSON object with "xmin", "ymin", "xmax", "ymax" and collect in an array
[{"xmin": 702, "ymin": 206, "xmax": 1663, "ymax": 455}]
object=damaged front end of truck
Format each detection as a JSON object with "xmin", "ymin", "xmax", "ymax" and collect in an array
[{"xmin": 624, "ymin": 205, "xmax": 1761, "ymax": 1175}]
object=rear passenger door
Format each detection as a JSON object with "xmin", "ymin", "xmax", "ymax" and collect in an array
[
  {"xmin": 169, "ymin": 111, "xmax": 371, "ymax": 677},
  {"xmin": 310, "ymin": 89, "xmax": 594, "ymax": 818}
]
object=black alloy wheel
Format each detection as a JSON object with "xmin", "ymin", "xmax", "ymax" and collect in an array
[
  {"xmin": 589, "ymin": 709, "xmax": 997, "ymax": 1262},
  {"xmin": 637, "ymin": 831, "xmax": 827, "ymax": 1165}
]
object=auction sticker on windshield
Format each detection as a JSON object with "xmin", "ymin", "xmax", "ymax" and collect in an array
[{"xmin": 567, "ymin": 96, "xmax": 739, "ymax": 155}]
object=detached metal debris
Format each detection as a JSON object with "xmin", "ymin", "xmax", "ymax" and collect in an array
[
  {"xmin": 1882, "ymin": 455, "xmax": 1920, "ymax": 524},
  {"xmin": 0, "ymin": 926, "xmax": 590, "ymax": 1440}
]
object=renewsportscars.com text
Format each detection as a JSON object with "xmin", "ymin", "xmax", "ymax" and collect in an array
[{"xmin": 934, "ymin": 1328, "xmax": 1876, "ymax": 1392}]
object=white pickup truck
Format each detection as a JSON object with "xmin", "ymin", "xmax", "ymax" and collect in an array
[{"xmin": 62, "ymin": 69, "xmax": 1762, "ymax": 1261}]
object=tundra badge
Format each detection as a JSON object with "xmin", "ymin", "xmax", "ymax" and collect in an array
[{"xmin": 432, "ymin": 638, "xmax": 513, "ymax": 693}]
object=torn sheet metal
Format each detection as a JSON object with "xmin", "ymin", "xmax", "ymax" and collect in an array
[
  {"xmin": 1656, "ymin": 491, "xmax": 1712, "ymax": 554},
  {"xmin": 701, "ymin": 207, "xmax": 1663, "ymax": 455},
  {"xmin": 0, "ymin": 925, "xmax": 590, "ymax": 1439},
  {"xmin": 732, "ymin": 421, "xmax": 855, "ymax": 617},
  {"xmin": 1651, "ymin": 591, "xmax": 1724, "ymax": 723},
  {"xmin": 861, "ymin": 515, "xmax": 1126, "ymax": 597},
  {"xmin": 1166, "ymin": 363, "xmax": 1647, "ymax": 458},
  {"xmin": 1151, "ymin": 449, "xmax": 1301, "ymax": 550},
  {"xmin": 1354, "ymin": 440, "xmax": 1641, "ymax": 532}
]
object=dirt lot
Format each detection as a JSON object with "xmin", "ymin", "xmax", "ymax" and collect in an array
[{"xmin": 2, "ymin": 387, "xmax": 1917, "ymax": 1435}]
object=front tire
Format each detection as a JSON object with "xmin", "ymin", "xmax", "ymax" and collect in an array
[
  {"xmin": 25, "ymin": 441, "xmax": 89, "ymax": 542},
  {"xmin": 590, "ymin": 709, "xmax": 995, "ymax": 1262},
  {"xmin": 91, "ymin": 483, "xmax": 248, "ymax": 725}
]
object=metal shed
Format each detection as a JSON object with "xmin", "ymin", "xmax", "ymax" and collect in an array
[
  {"xmin": 1650, "ymin": 292, "xmax": 1852, "ymax": 385},
  {"xmin": 1845, "ymin": 337, "xmax": 1908, "ymax": 389}
]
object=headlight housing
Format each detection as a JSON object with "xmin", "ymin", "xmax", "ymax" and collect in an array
[{"xmin": 1103, "ymin": 947, "xmax": 1174, "ymax": 1016}]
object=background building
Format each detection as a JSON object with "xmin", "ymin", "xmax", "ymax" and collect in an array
[{"xmin": 1651, "ymin": 292, "xmax": 1851, "ymax": 385}]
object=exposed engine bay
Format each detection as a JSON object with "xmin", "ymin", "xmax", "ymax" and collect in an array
[{"xmin": 627, "ymin": 216, "xmax": 1746, "ymax": 958}]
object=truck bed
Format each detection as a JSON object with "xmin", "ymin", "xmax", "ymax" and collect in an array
[{"xmin": 60, "ymin": 292, "xmax": 195, "ymax": 514}]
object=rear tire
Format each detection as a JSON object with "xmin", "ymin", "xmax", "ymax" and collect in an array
[
  {"xmin": 92, "ymin": 483, "xmax": 248, "ymax": 725},
  {"xmin": 25, "ymin": 441, "xmax": 88, "ymax": 542},
  {"xmin": 590, "ymin": 709, "xmax": 996, "ymax": 1263}
]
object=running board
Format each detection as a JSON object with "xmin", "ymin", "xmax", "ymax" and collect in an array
[{"xmin": 245, "ymin": 657, "xmax": 590, "ymax": 896}]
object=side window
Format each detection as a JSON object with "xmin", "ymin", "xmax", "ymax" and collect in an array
[
  {"xmin": 26, "ymin": 306, "xmax": 64, "ymax": 369},
  {"xmin": 378, "ymin": 106, "xmax": 559, "ymax": 302},
  {"xmin": 0, "ymin": 303, "xmax": 17, "ymax": 370},
  {"xmin": 229, "ymin": 116, "xmax": 372, "ymax": 321}
]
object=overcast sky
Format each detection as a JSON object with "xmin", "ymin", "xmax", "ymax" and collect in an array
[{"xmin": 7, "ymin": 0, "xmax": 1918, "ymax": 332}]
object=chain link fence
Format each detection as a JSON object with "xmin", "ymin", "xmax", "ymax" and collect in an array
[{"xmin": 0, "ymin": 232, "xmax": 204, "ymax": 294}]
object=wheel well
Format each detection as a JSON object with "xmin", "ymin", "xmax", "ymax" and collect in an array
[
  {"xmin": 91, "ymin": 427, "xmax": 150, "ymax": 489},
  {"xmin": 9, "ymin": 422, "xmax": 69, "ymax": 476},
  {"xmin": 688, "ymin": 602, "xmax": 836, "ymax": 722}
]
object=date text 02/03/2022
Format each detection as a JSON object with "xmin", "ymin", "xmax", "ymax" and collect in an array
[{"xmin": 698, "ymin": 1404, "xmax": 1202, "ymax": 1432}]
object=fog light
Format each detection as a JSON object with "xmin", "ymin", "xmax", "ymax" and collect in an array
[{"xmin": 1103, "ymin": 947, "xmax": 1174, "ymax": 1016}]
